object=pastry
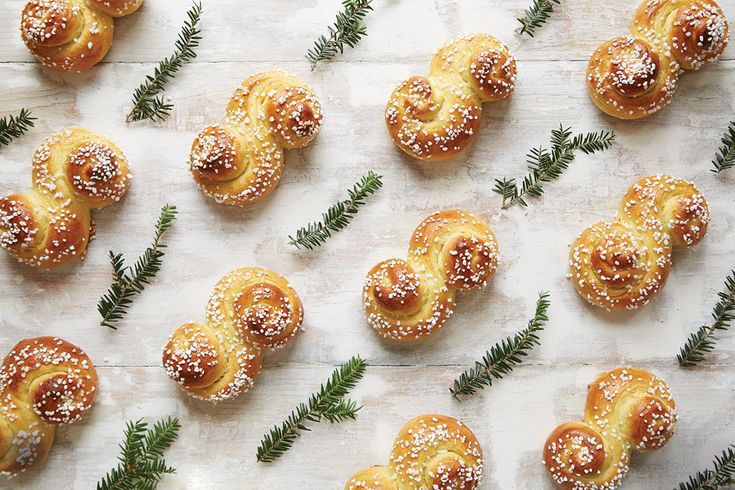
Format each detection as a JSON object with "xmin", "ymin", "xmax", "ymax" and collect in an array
[
  {"xmin": 0, "ymin": 128, "xmax": 131, "ymax": 269},
  {"xmin": 0, "ymin": 337, "xmax": 97, "ymax": 476},
  {"xmin": 363, "ymin": 210, "xmax": 499, "ymax": 341},
  {"xmin": 587, "ymin": 0, "xmax": 729, "ymax": 119},
  {"xmin": 189, "ymin": 71, "xmax": 323, "ymax": 206},
  {"xmin": 385, "ymin": 33, "xmax": 516, "ymax": 161},
  {"xmin": 162, "ymin": 267, "xmax": 303, "ymax": 401},
  {"xmin": 21, "ymin": 0, "xmax": 143, "ymax": 72},
  {"xmin": 569, "ymin": 175, "xmax": 709, "ymax": 310},
  {"xmin": 345, "ymin": 414, "xmax": 483, "ymax": 490},
  {"xmin": 543, "ymin": 367, "xmax": 677, "ymax": 489}
]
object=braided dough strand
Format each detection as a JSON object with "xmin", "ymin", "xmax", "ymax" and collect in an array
[
  {"xmin": 543, "ymin": 367, "xmax": 677, "ymax": 489},
  {"xmin": 20, "ymin": 0, "xmax": 142, "ymax": 73},
  {"xmin": 190, "ymin": 72, "xmax": 323, "ymax": 206},
  {"xmin": 586, "ymin": 0, "xmax": 728, "ymax": 119},
  {"xmin": 0, "ymin": 337, "xmax": 97, "ymax": 476},
  {"xmin": 385, "ymin": 33, "xmax": 516, "ymax": 161},
  {"xmin": 0, "ymin": 128, "xmax": 131, "ymax": 269},
  {"xmin": 346, "ymin": 414, "xmax": 484, "ymax": 490},
  {"xmin": 162, "ymin": 267, "xmax": 303, "ymax": 402},
  {"xmin": 569, "ymin": 175, "xmax": 709, "ymax": 310},
  {"xmin": 363, "ymin": 210, "xmax": 499, "ymax": 342}
]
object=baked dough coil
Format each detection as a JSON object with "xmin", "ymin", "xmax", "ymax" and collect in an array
[
  {"xmin": 162, "ymin": 267, "xmax": 304, "ymax": 402},
  {"xmin": 0, "ymin": 337, "xmax": 97, "ymax": 476},
  {"xmin": 363, "ymin": 210, "xmax": 499, "ymax": 341},
  {"xmin": 0, "ymin": 128, "xmax": 131, "ymax": 269},
  {"xmin": 586, "ymin": 0, "xmax": 729, "ymax": 119},
  {"xmin": 21, "ymin": 0, "xmax": 143, "ymax": 73},
  {"xmin": 385, "ymin": 33, "xmax": 516, "ymax": 161},
  {"xmin": 345, "ymin": 414, "xmax": 483, "ymax": 490},
  {"xmin": 189, "ymin": 71, "xmax": 323, "ymax": 206},
  {"xmin": 543, "ymin": 367, "xmax": 677, "ymax": 489},
  {"xmin": 569, "ymin": 175, "xmax": 709, "ymax": 310}
]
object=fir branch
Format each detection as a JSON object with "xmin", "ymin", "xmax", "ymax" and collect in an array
[
  {"xmin": 288, "ymin": 171, "xmax": 382, "ymax": 250},
  {"xmin": 126, "ymin": 2, "xmax": 202, "ymax": 122},
  {"xmin": 676, "ymin": 444, "xmax": 735, "ymax": 490},
  {"xmin": 450, "ymin": 292, "xmax": 550, "ymax": 400},
  {"xmin": 98, "ymin": 204, "xmax": 178, "ymax": 329},
  {"xmin": 678, "ymin": 270, "xmax": 735, "ymax": 367},
  {"xmin": 493, "ymin": 125, "xmax": 615, "ymax": 209},
  {"xmin": 306, "ymin": 0, "xmax": 374, "ymax": 70},
  {"xmin": 0, "ymin": 109, "xmax": 35, "ymax": 147},
  {"xmin": 256, "ymin": 355, "xmax": 366, "ymax": 463},
  {"xmin": 96, "ymin": 417, "xmax": 181, "ymax": 490},
  {"xmin": 516, "ymin": 0, "xmax": 561, "ymax": 37},
  {"xmin": 711, "ymin": 121, "xmax": 735, "ymax": 173}
]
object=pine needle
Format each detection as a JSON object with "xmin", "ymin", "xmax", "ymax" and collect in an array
[
  {"xmin": 98, "ymin": 204, "xmax": 178, "ymax": 329},
  {"xmin": 516, "ymin": 0, "xmax": 561, "ymax": 37},
  {"xmin": 493, "ymin": 125, "xmax": 615, "ymax": 209},
  {"xmin": 256, "ymin": 355, "xmax": 366, "ymax": 463},
  {"xmin": 678, "ymin": 270, "xmax": 735, "ymax": 367},
  {"xmin": 450, "ymin": 292, "xmax": 550, "ymax": 400},
  {"xmin": 288, "ymin": 171, "xmax": 382, "ymax": 250},
  {"xmin": 711, "ymin": 121, "xmax": 735, "ymax": 173},
  {"xmin": 306, "ymin": 0, "xmax": 374, "ymax": 71},
  {"xmin": 676, "ymin": 444, "xmax": 735, "ymax": 490},
  {"xmin": 0, "ymin": 109, "xmax": 35, "ymax": 147},
  {"xmin": 96, "ymin": 417, "xmax": 181, "ymax": 490},
  {"xmin": 126, "ymin": 2, "xmax": 202, "ymax": 122}
]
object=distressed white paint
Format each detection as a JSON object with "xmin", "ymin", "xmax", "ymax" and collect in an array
[{"xmin": 0, "ymin": 0, "xmax": 734, "ymax": 488}]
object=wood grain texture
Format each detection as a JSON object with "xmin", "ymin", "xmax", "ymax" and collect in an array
[{"xmin": 0, "ymin": 0, "xmax": 733, "ymax": 488}]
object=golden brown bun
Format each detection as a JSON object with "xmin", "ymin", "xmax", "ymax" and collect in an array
[
  {"xmin": 162, "ymin": 267, "xmax": 303, "ymax": 402},
  {"xmin": 587, "ymin": 0, "xmax": 728, "ymax": 119},
  {"xmin": 569, "ymin": 175, "xmax": 709, "ymax": 310},
  {"xmin": 190, "ymin": 72, "xmax": 323, "ymax": 206},
  {"xmin": 345, "ymin": 414, "xmax": 483, "ymax": 490},
  {"xmin": 20, "ymin": 0, "xmax": 141, "ymax": 73},
  {"xmin": 363, "ymin": 210, "xmax": 499, "ymax": 341},
  {"xmin": 0, "ymin": 128, "xmax": 131, "ymax": 269},
  {"xmin": 385, "ymin": 33, "xmax": 516, "ymax": 161},
  {"xmin": 0, "ymin": 337, "xmax": 97, "ymax": 476},
  {"xmin": 543, "ymin": 367, "xmax": 676, "ymax": 489}
]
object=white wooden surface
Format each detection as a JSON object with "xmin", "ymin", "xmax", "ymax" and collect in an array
[{"xmin": 1, "ymin": 0, "xmax": 734, "ymax": 488}]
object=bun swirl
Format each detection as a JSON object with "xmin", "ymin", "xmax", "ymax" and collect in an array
[
  {"xmin": 363, "ymin": 210, "xmax": 499, "ymax": 342},
  {"xmin": 20, "ymin": 0, "xmax": 142, "ymax": 73},
  {"xmin": 543, "ymin": 367, "xmax": 677, "ymax": 489},
  {"xmin": 0, "ymin": 337, "xmax": 97, "ymax": 476},
  {"xmin": 385, "ymin": 33, "xmax": 516, "ymax": 161},
  {"xmin": 587, "ymin": 0, "xmax": 728, "ymax": 119},
  {"xmin": 190, "ymin": 71, "xmax": 323, "ymax": 206},
  {"xmin": 569, "ymin": 175, "xmax": 709, "ymax": 310},
  {"xmin": 0, "ymin": 128, "xmax": 131, "ymax": 269},
  {"xmin": 346, "ymin": 414, "xmax": 483, "ymax": 490},
  {"xmin": 162, "ymin": 267, "xmax": 303, "ymax": 402}
]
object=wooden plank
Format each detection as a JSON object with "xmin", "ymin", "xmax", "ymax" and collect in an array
[
  {"xmin": 1, "ymin": 0, "xmax": 734, "ymax": 488},
  {"xmin": 1, "ymin": 0, "xmax": 733, "ymax": 63},
  {"xmin": 2, "ymin": 365, "xmax": 733, "ymax": 489}
]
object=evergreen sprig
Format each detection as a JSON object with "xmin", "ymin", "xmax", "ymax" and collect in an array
[
  {"xmin": 711, "ymin": 121, "xmax": 735, "ymax": 173},
  {"xmin": 678, "ymin": 270, "xmax": 735, "ymax": 367},
  {"xmin": 494, "ymin": 125, "xmax": 616, "ymax": 209},
  {"xmin": 450, "ymin": 292, "xmax": 550, "ymax": 400},
  {"xmin": 0, "ymin": 109, "xmax": 35, "ymax": 147},
  {"xmin": 306, "ymin": 0, "xmax": 374, "ymax": 70},
  {"xmin": 126, "ymin": 2, "xmax": 202, "ymax": 122},
  {"xmin": 676, "ymin": 444, "xmax": 735, "ymax": 490},
  {"xmin": 98, "ymin": 204, "xmax": 178, "ymax": 329},
  {"xmin": 256, "ymin": 355, "xmax": 366, "ymax": 462},
  {"xmin": 289, "ymin": 171, "xmax": 383, "ymax": 250},
  {"xmin": 96, "ymin": 417, "xmax": 181, "ymax": 490},
  {"xmin": 516, "ymin": 0, "xmax": 561, "ymax": 37}
]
